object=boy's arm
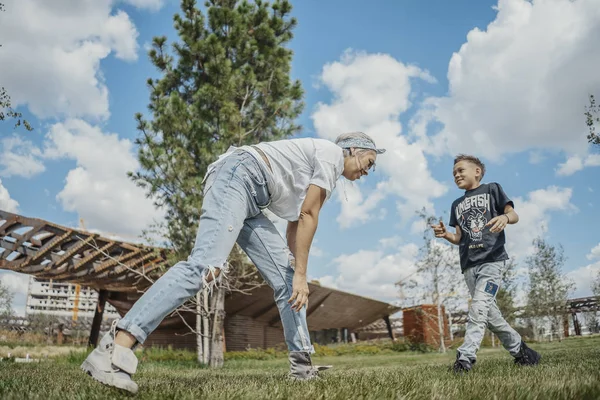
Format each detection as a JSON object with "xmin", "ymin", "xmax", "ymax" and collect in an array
[
  {"xmin": 443, "ymin": 225, "xmax": 462, "ymax": 245},
  {"xmin": 503, "ymin": 204, "xmax": 519, "ymax": 224},
  {"xmin": 431, "ymin": 220, "xmax": 462, "ymax": 245},
  {"xmin": 486, "ymin": 182, "xmax": 519, "ymax": 232}
]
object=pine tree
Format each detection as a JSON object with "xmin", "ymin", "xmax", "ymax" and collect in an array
[{"xmin": 129, "ymin": 0, "xmax": 303, "ymax": 366}]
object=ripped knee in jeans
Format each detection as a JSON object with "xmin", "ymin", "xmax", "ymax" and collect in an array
[{"xmin": 202, "ymin": 262, "xmax": 230, "ymax": 294}]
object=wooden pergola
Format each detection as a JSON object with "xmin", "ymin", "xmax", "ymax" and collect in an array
[{"xmin": 0, "ymin": 210, "xmax": 401, "ymax": 347}]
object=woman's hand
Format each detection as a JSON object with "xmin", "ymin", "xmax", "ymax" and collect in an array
[{"xmin": 288, "ymin": 273, "xmax": 309, "ymax": 312}]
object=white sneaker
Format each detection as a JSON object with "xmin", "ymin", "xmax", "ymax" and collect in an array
[
  {"xmin": 80, "ymin": 320, "xmax": 139, "ymax": 394},
  {"xmin": 288, "ymin": 351, "xmax": 333, "ymax": 381}
]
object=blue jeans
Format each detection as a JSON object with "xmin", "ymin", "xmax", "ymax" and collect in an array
[
  {"xmin": 458, "ymin": 260, "xmax": 521, "ymax": 363},
  {"xmin": 117, "ymin": 150, "xmax": 314, "ymax": 353}
]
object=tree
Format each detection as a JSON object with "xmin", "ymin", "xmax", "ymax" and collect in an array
[
  {"xmin": 397, "ymin": 210, "xmax": 466, "ymax": 352},
  {"xmin": 584, "ymin": 311, "xmax": 599, "ymax": 334},
  {"xmin": 0, "ymin": 280, "xmax": 14, "ymax": 317},
  {"xmin": 130, "ymin": 0, "xmax": 303, "ymax": 367},
  {"xmin": 495, "ymin": 259, "xmax": 518, "ymax": 324},
  {"xmin": 585, "ymin": 94, "xmax": 600, "ymax": 146},
  {"xmin": 0, "ymin": 3, "xmax": 32, "ymax": 132},
  {"xmin": 592, "ymin": 271, "xmax": 600, "ymax": 299},
  {"xmin": 525, "ymin": 238, "xmax": 574, "ymax": 341}
]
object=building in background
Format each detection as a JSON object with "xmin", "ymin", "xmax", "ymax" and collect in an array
[{"xmin": 26, "ymin": 277, "xmax": 118, "ymax": 321}]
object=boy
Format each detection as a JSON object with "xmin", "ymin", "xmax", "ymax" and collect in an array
[{"xmin": 431, "ymin": 154, "xmax": 541, "ymax": 373}]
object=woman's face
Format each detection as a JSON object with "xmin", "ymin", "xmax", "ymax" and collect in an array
[{"xmin": 342, "ymin": 149, "xmax": 377, "ymax": 181}]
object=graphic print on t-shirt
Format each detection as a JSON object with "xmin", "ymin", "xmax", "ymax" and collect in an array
[{"xmin": 454, "ymin": 193, "xmax": 491, "ymax": 243}]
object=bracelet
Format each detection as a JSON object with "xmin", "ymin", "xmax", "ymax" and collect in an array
[{"xmin": 503, "ymin": 214, "xmax": 510, "ymax": 224}]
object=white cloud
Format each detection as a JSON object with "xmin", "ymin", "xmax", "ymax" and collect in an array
[
  {"xmin": 419, "ymin": 0, "xmax": 600, "ymax": 169},
  {"xmin": 0, "ymin": 271, "xmax": 30, "ymax": 316},
  {"xmin": 43, "ymin": 119, "xmax": 164, "ymax": 238},
  {"xmin": 378, "ymin": 236, "xmax": 403, "ymax": 249},
  {"xmin": 314, "ymin": 242, "xmax": 420, "ymax": 303},
  {"xmin": 334, "ymin": 180, "xmax": 388, "ymax": 229},
  {"xmin": 0, "ymin": 135, "xmax": 46, "ymax": 178},
  {"xmin": 0, "ymin": 271, "xmax": 29, "ymax": 297},
  {"xmin": 312, "ymin": 50, "xmax": 447, "ymax": 227},
  {"xmin": 310, "ymin": 246, "xmax": 324, "ymax": 258},
  {"xmin": 506, "ymin": 186, "xmax": 576, "ymax": 260},
  {"xmin": 0, "ymin": 0, "xmax": 140, "ymax": 120},
  {"xmin": 556, "ymin": 154, "xmax": 600, "ymax": 176},
  {"xmin": 588, "ymin": 243, "xmax": 600, "ymax": 261},
  {"xmin": 566, "ymin": 261, "xmax": 600, "ymax": 298},
  {"xmin": 122, "ymin": 0, "xmax": 165, "ymax": 11},
  {"xmin": 0, "ymin": 179, "xmax": 19, "ymax": 212}
]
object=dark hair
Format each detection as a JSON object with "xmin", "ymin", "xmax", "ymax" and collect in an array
[{"xmin": 454, "ymin": 154, "xmax": 486, "ymax": 181}]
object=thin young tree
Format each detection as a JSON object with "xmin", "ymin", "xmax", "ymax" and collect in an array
[
  {"xmin": 585, "ymin": 94, "xmax": 600, "ymax": 146},
  {"xmin": 495, "ymin": 259, "xmax": 518, "ymax": 325},
  {"xmin": 397, "ymin": 210, "xmax": 466, "ymax": 352},
  {"xmin": 0, "ymin": 280, "xmax": 14, "ymax": 317},
  {"xmin": 526, "ymin": 238, "xmax": 574, "ymax": 341},
  {"xmin": 129, "ymin": 0, "xmax": 303, "ymax": 367}
]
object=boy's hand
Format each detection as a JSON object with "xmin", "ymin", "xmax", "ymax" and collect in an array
[
  {"xmin": 430, "ymin": 220, "xmax": 448, "ymax": 238},
  {"xmin": 486, "ymin": 215, "xmax": 509, "ymax": 233}
]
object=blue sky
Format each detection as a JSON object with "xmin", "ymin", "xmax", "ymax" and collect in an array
[{"xmin": 1, "ymin": 0, "xmax": 600, "ymax": 315}]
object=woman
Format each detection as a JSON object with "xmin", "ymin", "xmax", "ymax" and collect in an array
[{"xmin": 81, "ymin": 131, "xmax": 385, "ymax": 393}]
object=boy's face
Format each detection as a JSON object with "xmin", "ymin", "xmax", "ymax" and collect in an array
[{"xmin": 453, "ymin": 160, "xmax": 481, "ymax": 190}]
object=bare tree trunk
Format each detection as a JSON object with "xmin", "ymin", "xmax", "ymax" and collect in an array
[
  {"xmin": 196, "ymin": 291, "xmax": 203, "ymax": 363},
  {"xmin": 433, "ymin": 266, "xmax": 446, "ymax": 353},
  {"xmin": 202, "ymin": 287, "xmax": 210, "ymax": 365},
  {"xmin": 436, "ymin": 298, "xmax": 446, "ymax": 353},
  {"xmin": 209, "ymin": 286, "xmax": 226, "ymax": 368}
]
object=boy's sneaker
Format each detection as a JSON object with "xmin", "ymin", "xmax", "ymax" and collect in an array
[
  {"xmin": 452, "ymin": 351, "xmax": 475, "ymax": 374},
  {"xmin": 80, "ymin": 320, "xmax": 139, "ymax": 394},
  {"xmin": 514, "ymin": 340, "xmax": 541, "ymax": 366}
]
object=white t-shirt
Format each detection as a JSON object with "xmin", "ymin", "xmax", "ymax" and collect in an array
[{"xmin": 206, "ymin": 138, "xmax": 344, "ymax": 221}]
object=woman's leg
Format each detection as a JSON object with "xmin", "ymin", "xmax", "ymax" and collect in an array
[
  {"xmin": 236, "ymin": 212, "xmax": 313, "ymax": 353},
  {"xmin": 81, "ymin": 151, "xmax": 267, "ymax": 392},
  {"xmin": 116, "ymin": 155, "xmax": 256, "ymax": 344}
]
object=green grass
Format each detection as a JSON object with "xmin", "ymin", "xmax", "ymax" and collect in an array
[{"xmin": 1, "ymin": 336, "xmax": 599, "ymax": 399}]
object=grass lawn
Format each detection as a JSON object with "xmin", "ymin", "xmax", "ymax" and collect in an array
[{"xmin": 1, "ymin": 336, "xmax": 599, "ymax": 399}]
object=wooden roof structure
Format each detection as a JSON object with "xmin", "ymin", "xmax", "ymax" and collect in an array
[
  {"xmin": 0, "ymin": 210, "xmax": 400, "ymax": 332},
  {"xmin": 0, "ymin": 210, "xmax": 166, "ymax": 292}
]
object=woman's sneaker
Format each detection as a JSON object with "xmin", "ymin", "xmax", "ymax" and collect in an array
[{"xmin": 80, "ymin": 320, "xmax": 139, "ymax": 394}]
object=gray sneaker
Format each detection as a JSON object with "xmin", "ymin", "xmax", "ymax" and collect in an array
[
  {"xmin": 80, "ymin": 320, "xmax": 139, "ymax": 394},
  {"xmin": 288, "ymin": 351, "xmax": 332, "ymax": 381}
]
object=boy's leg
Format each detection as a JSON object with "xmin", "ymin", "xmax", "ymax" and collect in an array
[
  {"xmin": 456, "ymin": 261, "xmax": 504, "ymax": 365},
  {"xmin": 488, "ymin": 300, "xmax": 541, "ymax": 366},
  {"xmin": 237, "ymin": 212, "xmax": 327, "ymax": 380},
  {"xmin": 487, "ymin": 300, "xmax": 521, "ymax": 356}
]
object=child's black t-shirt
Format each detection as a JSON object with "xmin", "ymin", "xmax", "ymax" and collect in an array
[{"xmin": 448, "ymin": 182, "xmax": 514, "ymax": 272}]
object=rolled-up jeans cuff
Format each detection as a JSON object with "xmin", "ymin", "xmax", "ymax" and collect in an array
[{"xmin": 116, "ymin": 319, "xmax": 147, "ymax": 344}]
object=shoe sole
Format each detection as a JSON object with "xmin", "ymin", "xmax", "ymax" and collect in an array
[{"xmin": 81, "ymin": 360, "xmax": 138, "ymax": 394}]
